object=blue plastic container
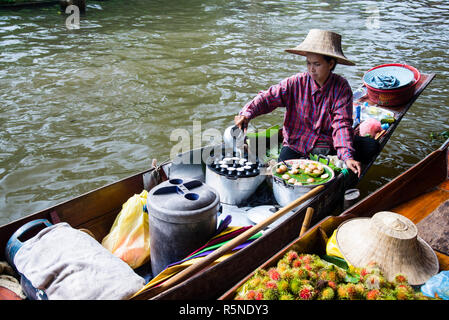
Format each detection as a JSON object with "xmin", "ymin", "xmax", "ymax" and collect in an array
[{"xmin": 5, "ymin": 219, "xmax": 53, "ymax": 300}]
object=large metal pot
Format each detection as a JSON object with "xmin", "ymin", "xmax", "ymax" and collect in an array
[
  {"xmin": 206, "ymin": 169, "xmax": 265, "ymax": 205},
  {"xmin": 205, "ymin": 157, "xmax": 266, "ymax": 205},
  {"xmin": 272, "ymin": 159, "xmax": 334, "ymax": 207}
]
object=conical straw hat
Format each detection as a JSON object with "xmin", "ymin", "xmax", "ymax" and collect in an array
[
  {"xmin": 335, "ymin": 211, "xmax": 439, "ymax": 285},
  {"xmin": 285, "ymin": 29, "xmax": 355, "ymax": 66}
]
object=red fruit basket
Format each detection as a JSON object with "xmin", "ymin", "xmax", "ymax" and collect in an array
[{"xmin": 363, "ymin": 63, "xmax": 421, "ymax": 107}]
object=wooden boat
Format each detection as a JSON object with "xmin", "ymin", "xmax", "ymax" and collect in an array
[
  {"xmin": 0, "ymin": 72, "xmax": 435, "ymax": 300},
  {"xmin": 219, "ymin": 137, "xmax": 449, "ymax": 299}
]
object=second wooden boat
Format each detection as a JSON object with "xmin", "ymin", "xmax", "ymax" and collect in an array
[{"xmin": 219, "ymin": 138, "xmax": 449, "ymax": 299}]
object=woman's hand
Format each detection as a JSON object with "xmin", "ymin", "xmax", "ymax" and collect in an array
[
  {"xmin": 234, "ymin": 115, "xmax": 249, "ymax": 132},
  {"xmin": 345, "ymin": 159, "xmax": 362, "ymax": 177}
]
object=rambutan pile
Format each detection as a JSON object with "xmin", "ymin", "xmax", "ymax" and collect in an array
[{"xmin": 234, "ymin": 252, "xmax": 440, "ymax": 300}]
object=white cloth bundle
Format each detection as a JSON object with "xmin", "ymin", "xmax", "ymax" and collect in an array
[{"xmin": 14, "ymin": 223, "xmax": 145, "ymax": 300}]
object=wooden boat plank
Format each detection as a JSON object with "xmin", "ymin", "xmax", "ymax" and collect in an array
[
  {"xmin": 390, "ymin": 178, "xmax": 449, "ymax": 271},
  {"xmin": 392, "ymin": 188, "xmax": 449, "ymax": 224},
  {"xmin": 435, "ymin": 252, "xmax": 449, "ymax": 271},
  {"xmin": 342, "ymin": 144, "xmax": 447, "ymax": 219},
  {"xmin": 440, "ymin": 179, "xmax": 449, "ymax": 191}
]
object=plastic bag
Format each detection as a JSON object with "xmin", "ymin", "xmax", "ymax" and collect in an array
[
  {"xmin": 421, "ymin": 271, "xmax": 449, "ymax": 300},
  {"xmin": 102, "ymin": 190, "xmax": 150, "ymax": 269},
  {"xmin": 326, "ymin": 230, "xmax": 345, "ymax": 260}
]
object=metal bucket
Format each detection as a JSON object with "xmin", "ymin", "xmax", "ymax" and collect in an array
[
  {"xmin": 272, "ymin": 159, "xmax": 334, "ymax": 207},
  {"xmin": 147, "ymin": 178, "xmax": 220, "ymax": 276}
]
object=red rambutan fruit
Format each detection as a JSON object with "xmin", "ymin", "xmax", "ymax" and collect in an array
[
  {"xmin": 354, "ymin": 283, "xmax": 366, "ymax": 299},
  {"xmin": 366, "ymin": 289, "xmax": 380, "ymax": 300},
  {"xmin": 346, "ymin": 283, "xmax": 358, "ymax": 300},
  {"xmin": 246, "ymin": 290, "xmax": 256, "ymax": 300},
  {"xmin": 265, "ymin": 281, "xmax": 277, "ymax": 290},
  {"xmin": 394, "ymin": 273, "xmax": 408, "ymax": 285},
  {"xmin": 364, "ymin": 274, "xmax": 386, "ymax": 290},
  {"xmin": 292, "ymin": 259, "xmax": 302, "ymax": 268},
  {"xmin": 302, "ymin": 255, "xmax": 313, "ymax": 264},
  {"xmin": 268, "ymin": 267, "xmax": 281, "ymax": 281},
  {"xmin": 255, "ymin": 291, "xmax": 263, "ymax": 300},
  {"xmin": 337, "ymin": 284, "xmax": 355, "ymax": 300},
  {"xmin": 298, "ymin": 285, "xmax": 315, "ymax": 300},
  {"xmin": 328, "ymin": 281, "xmax": 337, "ymax": 290},
  {"xmin": 295, "ymin": 267, "xmax": 309, "ymax": 279},
  {"xmin": 286, "ymin": 250, "xmax": 299, "ymax": 262},
  {"xmin": 360, "ymin": 268, "xmax": 369, "ymax": 277}
]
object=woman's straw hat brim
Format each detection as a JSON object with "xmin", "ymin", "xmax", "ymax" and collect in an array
[
  {"xmin": 335, "ymin": 211, "xmax": 439, "ymax": 285},
  {"xmin": 285, "ymin": 29, "xmax": 355, "ymax": 66}
]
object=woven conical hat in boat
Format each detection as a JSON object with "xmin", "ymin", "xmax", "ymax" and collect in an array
[{"xmin": 336, "ymin": 211, "xmax": 439, "ymax": 285}]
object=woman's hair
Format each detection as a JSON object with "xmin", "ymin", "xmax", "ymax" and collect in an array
[{"xmin": 323, "ymin": 55, "xmax": 337, "ymax": 72}]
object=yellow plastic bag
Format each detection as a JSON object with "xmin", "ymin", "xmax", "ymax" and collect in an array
[
  {"xmin": 326, "ymin": 229, "xmax": 345, "ymax": 260},
  {"xmin": 102, "ymin": 190, "xmax": 150, "ymax": 269}
]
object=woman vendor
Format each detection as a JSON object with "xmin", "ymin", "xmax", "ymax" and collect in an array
[{"xmin": 234, "ymin": 29, "xmax": 379, "ymax": 177}]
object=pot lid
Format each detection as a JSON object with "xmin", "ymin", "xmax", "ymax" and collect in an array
[{"xmin": 147, "ymin": 178, "xmax": 220, "ymax": 223}]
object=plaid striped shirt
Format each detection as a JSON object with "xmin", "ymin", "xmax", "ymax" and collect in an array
[{"xmin": 239, "ymin": 72, "xmax": 355, "ymax": 161}]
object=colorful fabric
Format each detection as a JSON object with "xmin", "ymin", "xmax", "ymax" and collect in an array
[
  {"xmin": 167, "ymin": 231, "xmax": 262, "ymax": 267},
  {"xmin": 185, "ymin": 225, "xmax": 252, "ymax": 259},
  {"xmin": 131, "ymin": 226, "xmax": 260, "ymax": 297},
  {"xmin": 239, "ymin": 72, "xmax": 355, "ymax": 161}
]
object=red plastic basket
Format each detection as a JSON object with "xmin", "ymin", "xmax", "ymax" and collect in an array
[{"xmin": 363, "ymin": 63, "xmax": 421, "ymax": 107}]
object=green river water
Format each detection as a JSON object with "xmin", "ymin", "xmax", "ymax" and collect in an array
[{"xmin": 0, "ymin": 0, "xmax": 448, "ymax": 224}]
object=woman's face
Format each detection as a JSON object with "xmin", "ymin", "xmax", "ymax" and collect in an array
[{"xmin": 306, "ymin": 53, "xmax": 335, "ymax": 86}]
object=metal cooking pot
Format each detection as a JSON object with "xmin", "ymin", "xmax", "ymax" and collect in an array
[
  {"xmin": 205, "ymin": 166, "xmax": 266, "ymax": 205},
  {"xmin": 272, "ymin": 159, "xmax": 334, "ymax": 207}
]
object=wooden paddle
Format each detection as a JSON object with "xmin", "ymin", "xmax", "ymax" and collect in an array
[
  {"xmin": 133, "ymin": 184, "xmax": 324, "ymax": 300},
  {"xmin": 300, "ymin": 207, "xmax": 315, "ymax": 236}
]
